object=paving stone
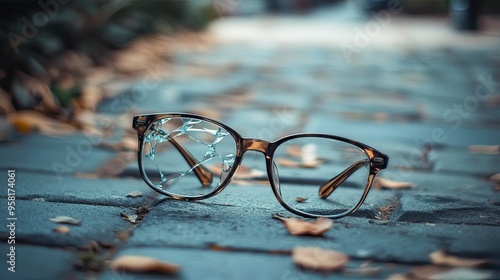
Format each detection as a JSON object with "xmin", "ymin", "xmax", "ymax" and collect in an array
[
  {"xmin": 395, "ymin": 192, "xmax": 500, "ymax": 226},
  {"xmin": 433, "ymin": 152, "xmax": 500, "ymax": 177},
  {"xmin": 123, "ymin": 184, "xmax": 499, "ymax": 263},
  {"xmin": 0, "ymin": 244, "xmax": 75, "ymax": 280},
  {"xmin": 99, "ymin": 246, "xmax": 412, "ymax": 280},
  {"xmin": 0, "ymin": 134, "xmax": 116, "ymax": 175},
  {"xmin": 0, "ymin": 171, "xmax": 157, "ymax": 207},
  {"xmin": 0, "ymin": 199, "xmax": 134, "ymax": 248}
]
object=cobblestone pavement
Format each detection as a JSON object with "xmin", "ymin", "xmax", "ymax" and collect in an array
[{"xmin": 1, "ymin": 3, "xmax": 500, "ymax": 280}]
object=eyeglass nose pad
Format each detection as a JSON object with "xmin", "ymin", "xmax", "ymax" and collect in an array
[{"xmin": 271, "ymin": 161, "xmax": 281, "ymax": 194}]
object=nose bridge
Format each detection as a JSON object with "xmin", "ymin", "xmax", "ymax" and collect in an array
[{"xmin": 241, "ymin": 138, "xmax": 270, "ymax": 155}]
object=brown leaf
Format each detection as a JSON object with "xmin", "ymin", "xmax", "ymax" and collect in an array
[
  {"xmin": 126, "ymin": 191, "xmax": 143, "ymax": 198},
  {"xmin": 409, "ymin": 265, "xmax": 451, "ymax": 279},
  {"xmin": 292, "ymin": 247, "xmax": 348, "ymax": 272},
  {"xmin": 9, "ymin": 111, "xmax": 76, "ymax": 135},
  {"xmin": 53, "ymin": 226, "xmax": 71, "ymax": 234},
  {"xmin": 374, "ymin": 178, "xmax": 414, "ymax": 190},
  {"xmin": 109, "ymin": 255, "xmax": 180, "ymax": 274},
  {"xmin": 468, "ymin": 145, "xmax": 499, "ymax": 155},
  {"xmin": 386, "ymin": 273, "xmax": 411, "ymax": 280},
  {"xmin": 120, "ymin": 212, "xmax": 138, "ymax": 224},
  {"xmin": 410, "ymin": 265, "xmax": 492, "ymax": 280},
  {"xmin": 490, "ymin": 173, "xmax": 500, "ymax": 191},
  {"xmin": 296, "ymin": 197, "xmax": 308, "ymax": 203},
  {"xmin": 49, "ymin": 216, "xmax": 81, "ymax": 225},
  {"xmin": 429, "ymin": 250, "xmax": 488, "ymax": 267},
  {"xmin": 273, "ymin": 215, "xmax": 333, "ymax": 236}
]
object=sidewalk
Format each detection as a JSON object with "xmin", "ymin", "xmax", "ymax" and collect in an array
[{"xmin": 1, "ymin": 4, "xmax": 500, "ymax": 280}]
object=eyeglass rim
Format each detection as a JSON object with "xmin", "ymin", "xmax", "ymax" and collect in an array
[{"xmin": 133, "ymin": 112, "xmax": 389, "ymax": 218}]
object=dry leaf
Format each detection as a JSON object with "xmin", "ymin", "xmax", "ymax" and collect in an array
[
  {"xmin": 374, "ymin": 178, "xmax": 414, "ymax": 190},
  {"xmin": 386, "ymin": 273, "xmax": 411, "ymax": 280},
  {"xmin": 409, "ymin": 265, "xmax": 451, "ymax": 279},
  {"xmin": 468, "ymin": 145, "xmax": 499, "ymax": 155},
  {"xmin": 273, "ymin": 215, "xmax": 333, "ymax": 236},
  {"xmin": 9, "ymin": 111, "xmax": 76, "ymax": 135},
  {"xmin": 109, "ymin": 255, "xmax": 180, "ymax": 274},
  {"xmin": 296, "ymin": 197, "xmax": 308, "ymax": 203},
  {"xmin": 53, "ymin": 226, "xmax": 70, "ymax": 234},
  {"xmin": 490, "ymin": 173, "xmax": 500, "ymax": 191},
  {"xmin": 429, "ymin": 250, "xmax": 488, "ymax": 267},
  {"xmin": 431, "ymin": 268, "xmax": 492, "ymax": 280},
  {"xmin": 410, "ymin": 265, "xmax": 492, "ymax": 280},
  {"xmin": 126, "ymin": 191, "xmax": 143, "ymax": 198},
  {"xmin": 292, "ymin": 247, "xmax": 348, "ymax": 272},
  {"xmin": 49, "ymin": 216, "xmax": 81, "ymax": 225},
  {"xmin": 120, "ymin": 212, "xmax": 138, "ymax": 224},
  {"xmin": 286, "ymin": 145, "xmax": 303, "ymax": 158}
]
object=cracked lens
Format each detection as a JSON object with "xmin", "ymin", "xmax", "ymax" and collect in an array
[{"xmin": 142, "ymin": 117, "xmax": 237, "ymax": 196}]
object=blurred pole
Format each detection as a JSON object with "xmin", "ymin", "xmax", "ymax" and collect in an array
[{"xmin": 450, "ymin": 0, "xmax": 482, "ymax": 31}]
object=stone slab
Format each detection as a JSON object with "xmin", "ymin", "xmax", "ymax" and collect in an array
[
  {"xmin": 0, "ymin": 199, "xmax": 134, "ymax": 248},
  {"xmin": 0, "ymin": 244, "xmax": 75, "ymax": 280},
  {"xmin": 124, "ymin": 185, "xmax": 500, "ymax": 263},
  {"xmin": 0, "ymin": 134, "xmax": 116, "ymax": 175},
  {"xmin": 99, "ymin": 246, "xmax": 413, "ymax": 280},
  {"xmin": 0, "ymin": 171, "xmax": 157, "ymax": 208}
]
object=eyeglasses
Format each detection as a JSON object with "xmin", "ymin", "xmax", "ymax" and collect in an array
[{"xmin": 132, "ymin": 113, "xmax": 388, "ymax": 218}]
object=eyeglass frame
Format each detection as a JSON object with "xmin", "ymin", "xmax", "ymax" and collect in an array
[{"xmin": 133, "ymin": 112, "xmax": 389, "ymax": 219}]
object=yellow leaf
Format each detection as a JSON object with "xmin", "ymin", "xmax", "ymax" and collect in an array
[
  {"xmin": 374, "ymin": 178, "xmax": 414, "ymax": 190},
  {"xmin": 9, "ymin": 111, "xmax": 75, "ymax": 135},
  {"xmin": 429, "ymin": 250, "xmax": 488, "ymax": 267},
  {"xmin": 53, "ymin": 226, "xmax": 70, "ymax": 234},
  {"xmin": 273, "ymin": 215, "xmax": 333, "ymax": 236},
  {"xmin": 292, "ymin": 247, "xmax": 348, "ymax": 272},
  {"xmin": 109, "ymin": 255, "xmax": 180, "ymax": 274}
]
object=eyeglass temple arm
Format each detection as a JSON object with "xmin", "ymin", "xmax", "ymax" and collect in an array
[
  {"xmin": 168, "ymin": 136, "xmax": 213, "ymax": 187},
  {"xmin": 318, "ymin": 159, "xmax": 369, "ymax": 199}
]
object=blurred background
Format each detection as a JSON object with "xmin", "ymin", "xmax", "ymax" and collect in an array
[{"xmin": 1, "ymin": 0, "xmax": 499, "ymax": 125}]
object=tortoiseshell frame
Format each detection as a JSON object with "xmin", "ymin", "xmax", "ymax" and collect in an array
[{"xmin": 133, "ymin": 113, "xmax": 389, "ymax": 219}]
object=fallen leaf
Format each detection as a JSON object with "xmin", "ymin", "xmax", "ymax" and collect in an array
[
  {"xmin": 273, "ymin": 214, "xmax": 333, "ymax": 236},
  {"xmin": 490, "ymin": 173, "xmax": 500, "ymax": 191},
  {"xmin": 432, "ymin": 268, "xmax": 492, "ymax": 280},
  {"xmin": 53, "ymin": 226, "xmax": 70, "ymax": 234},
  {"xmin": 49, "ymin": 216, "xmax": 81, "ymax": 225},
  {"xmin": 429, "ymin": 250, "xmax": 488, "ymax": 267},
  {"xmin": 120, "ymin": 212, "xmax": 138, "ymax": 224},
  {"xmin": 126, "ymin": 191, "xmax": 143, "ymax": 198},
  {"xmin": 386, "ymin": 273, "xmax": 411, "ymax": 280},
  {"xmin": 292, "ymin": 247, "xmax": 348, "ymax": 272},
  {"xmin": 409, "ymin": 265, "xmax": 451, "ymax": 279},
  {"xmin": 9, "ymin": 111, "xmax": 76, "ymax": 135},
  {"xmin": 286, "ymin": 145, "xmax": 303, "ymax": 158},
  {"xmin": 296, "ymin": 197, "xmax": 308, "ymax": 203},
  {"xmin": 374, "ymin": 178, "xmax": 414, "ymax": 190},
  {"xmin": 109, "ymin": 255, "xmax": 180, "ymax": 274},
  {"xmin": 468, "ymin": 145, "xmax": 499, "ymax": 155},
  {"xmin": 410, "ymin": 265, "xmax": 492, "ymax": 280}
]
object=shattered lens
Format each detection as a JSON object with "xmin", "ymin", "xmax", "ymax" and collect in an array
[
  {"xmin": 272, "ymin": 137, "xmax": 370, "ymax": 216},
  {"xmin": 140, "ymin": 117, "xmax": 237, "ymax": 197}
]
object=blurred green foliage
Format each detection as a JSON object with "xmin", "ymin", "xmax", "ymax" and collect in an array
[{"xmin": 0, "ymin": 0, "xmax": 215, "ymax": 112}]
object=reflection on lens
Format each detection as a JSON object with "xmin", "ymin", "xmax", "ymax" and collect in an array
[
  {"xmin": 273, "ymin": 137, "xmax": 370, "ymax": 216},
  {"xmin": 141, "ymin": 117, "xmax": 237, "ymax": 197}
]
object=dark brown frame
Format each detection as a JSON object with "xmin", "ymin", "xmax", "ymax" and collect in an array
[{"xmin": 133, "ymin": 112, "xmax": 389, "ymax": 219}]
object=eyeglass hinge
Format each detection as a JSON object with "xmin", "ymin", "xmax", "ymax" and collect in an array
[{"xmin": 372, "ymin": 156, "xmax": 388, "ymax": 169}]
